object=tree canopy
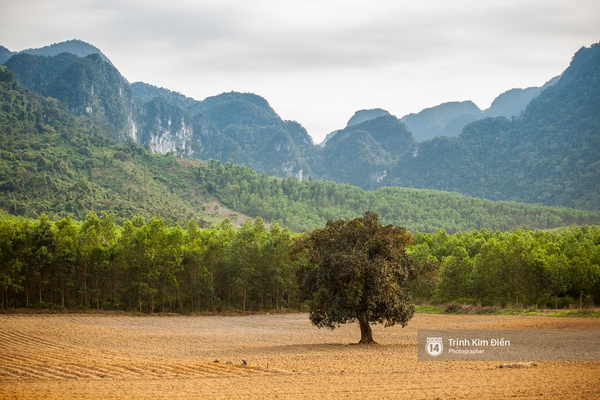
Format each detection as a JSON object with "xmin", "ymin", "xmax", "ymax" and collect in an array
[{"xmin": 291, "ymin": 212, "xmax": 427, "ymax": 343}]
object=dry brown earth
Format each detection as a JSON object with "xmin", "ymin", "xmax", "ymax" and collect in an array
[{"xmin": 0, "ymin": 312, "xmax": 599, "ymax": 399}]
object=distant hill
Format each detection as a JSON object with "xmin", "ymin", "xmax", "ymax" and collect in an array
[
  {"xmin": 18, "ymin": 39, "xmax": 112, "ymax": 64},
  {"xmin": 0, "ymin": 46, "xmax": 14, "ymax": 64},
  {"xmin": 398, "ymin": 78, "xmax": 559, "ymax": 142},
  {"xmin": 482, "ymin": 87, "xmax": 543, "ymax": 118},
  {"xmin": 4, "ymin": 52, "xmax": 80, "ymax": 93},
  {"xmin": 133, "ymin": 85, "xmax": 316, "ymax": 178},
  {"xmin": 131, "ymin": 81, "xmax": 201, "ymax": 113},
  {"xmin": 385, "ymin": 43, "xmax": 600, "ymax": 211},
  {"xmin": 319, "ymin": 108, "xmax": 391, "ymax": 147},
  {"xmin": 401, "ymin": 101, "xmax": 482, "ymax": 141},
  {"xmin": 6, "ymin": 51, "xmax": 137, "ymax": 141},
  {"xmin": 347, "ymin": 108, "xmax": 391, "ymax": 127},
  {"xmin": 314, "ymin": 115, "xmax": 414, "ymax": 189},
  {"xmin": 4, "ymin": 43, "xmax": 315, "ymax": 179},
  {"xmin": 482, "ymin": 76, "xmax": 560, "ymax": 118}
]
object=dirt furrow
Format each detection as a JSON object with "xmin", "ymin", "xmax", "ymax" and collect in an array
[{"xmin": 0, "ymin": 330, "xmax": 68, "ymax": 351}]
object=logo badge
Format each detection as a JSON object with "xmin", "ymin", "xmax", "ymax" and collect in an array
[{"xmin": 426, "ymin": 337, "xmax": 444, "ymax": 356}]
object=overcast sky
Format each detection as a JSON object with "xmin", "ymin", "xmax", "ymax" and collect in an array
[{"xmin": 1, "ymin": 0, "xmax": 599, "ymax": 143}]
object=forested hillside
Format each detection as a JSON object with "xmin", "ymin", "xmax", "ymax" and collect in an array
[
  {"xmin": 7, "ymin": 53, "xmax": 137, "ymax": 142},
  {"xmin": 1, "ymin": 65, "xmax": 596, "ymax": 233},
  {"xmin": 1, "ymin": 58, "xmax": 599, "ymax": 314},
  {"xmin": 312, "ymin": 115, "xmax": 414, "ymax": 189},
  {"xmin": 3, "ymin": 40, "xmax": 599, "ymax": 214},
  {"xmin": 0, "ymin": 66, "xmax": 221, "ymax": 225},
  {"xmin": 315, "ymin": 43, "xmax": 599, "ymax": 212},
  {"xmin": 387, "ymin": 43, "xmax": 600, "ymax": 212}
]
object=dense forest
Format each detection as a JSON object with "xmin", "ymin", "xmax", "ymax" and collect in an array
[{"xmin": 1, "ymin": 212, "xmax": 598, "ymax": 312}]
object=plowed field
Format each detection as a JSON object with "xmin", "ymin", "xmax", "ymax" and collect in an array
[{"xmin": 1, "ymin": 312, "xmax": 599, "ymax": 399}]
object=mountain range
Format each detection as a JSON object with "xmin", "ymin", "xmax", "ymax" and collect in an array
[{"xmin": 1, "ymin": 39, "xmax": 599, "ymax": 213}]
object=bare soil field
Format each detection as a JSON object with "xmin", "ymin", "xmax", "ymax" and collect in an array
[{"xmin": 0, "ymin": 312, "xmax": 599, "ymax": 399}]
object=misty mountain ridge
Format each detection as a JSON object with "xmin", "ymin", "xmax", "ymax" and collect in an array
[
  {"xmin": 319, "ymin": 77, "xmax": 558, "ymax": 145},
  {"xmin": 2, "ymin": 39, "xmax": 599, "ymax": 213},
  {"xmin": 334, "ymin": 76, "xmax": 559, "ymax": 143}
]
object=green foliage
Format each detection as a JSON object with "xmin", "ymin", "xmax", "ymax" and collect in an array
[
  {"xmin": 0, "ymin": 66, "xmax": 220, "ymax": 224},
  {"xmin": 204, "ymin": 161, "xmax": 599, "ymax": 233},
  {"xmin": 291, "ymin": 212, "xmax": 423, "ymax": 343},
  {"xmin": 5, "ymin": 52, "xmax": 80, "ymax": 93},
  {"xmin": 414, "ymin": 305, "xmax": 445, "ymax": 314},
  {"xmin": 315, "ymin": 115, "xmax": 413, "ymax": 189},
  {"xmin": 7, "ymin": 53, "xmax": 136, "ymax": 141},
  {"xmin": 44, "ymin": 54, "xmax": 136, "ymax": 141},
  {"xmin": 412, "ymin": 225, "xmax": 600, "ymax": 308},
  {"xmin": 0, "ymin": 212, "xmax": 298, "ymax": 312}
]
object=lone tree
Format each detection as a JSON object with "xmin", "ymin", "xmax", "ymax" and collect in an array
[{"xmin": 291, "ymin": 211, "xmax": 423, "ymax": 344}]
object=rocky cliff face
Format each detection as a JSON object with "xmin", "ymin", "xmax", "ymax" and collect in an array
[{"xmin": 138, "ymin": 98, "xmax": 194, "ymax": 155}]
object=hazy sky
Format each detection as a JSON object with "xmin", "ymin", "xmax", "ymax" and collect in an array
[{"xmin": 1, "ymin": 0, "xmax": 599, "ymax": 142}]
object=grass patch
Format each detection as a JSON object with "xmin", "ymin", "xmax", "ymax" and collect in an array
[
  {"xmin": 546, "ymin": 310, "xmax": 600, "ymax": 318},
  {"xmin": 415, "ymin": 305, "xmax": 445, "ymax": 314},
  {"xmin": 416, "ymin": 303, "xmax": 600, "ymax": 317}
]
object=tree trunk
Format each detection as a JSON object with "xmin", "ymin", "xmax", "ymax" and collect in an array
[
  {"xmin": 83, "ymin": 264, "xmax": 88, "ymax": 307},
  {"xmin": 358, "ymin": 318, "xmax": 376, "ymax": 344}
]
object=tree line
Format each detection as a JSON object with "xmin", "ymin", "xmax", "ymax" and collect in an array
[
  {"xmin": 1, "ymin": 212, "xmax": 598, "ymax": 312},
  {"xmin": 0, "ymin": 212, "xmax": 298, "ymax": 312},
  {"xmin": 409, "ymin": 225, "xmax": 600, "ymax": 309}
]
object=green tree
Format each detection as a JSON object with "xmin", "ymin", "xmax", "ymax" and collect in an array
[
  {"xmin": 471, "ymin": 237, "xmax": 505, "ymax": 305},
  {"xmin": 437, "ymin": 246, "xmax": 473, "ymax": 302},
  {"xmin": 546, "ymin": 253, "xmax": 569, "ymax": 309},
  {"xmin": 181, "ymin": 220, "xmax": 213, "ymax": 311},
  {"xmin": 26, "ymin": 214, "xmax": 56, "ymax": 305},
  {"xmin": 261, "ymin": 222, "xmax": 296, "ymax": 309},
  {"xmin": 52, "ymin": 216, "xmax": 79, "ymax": 307},
  {"xmin": 564, "ymin": 234, "xmax": 600, "ymax": 308},
  {"xmin": 291, "ymin": 211, "xmax": 418, "ymax": 344},
  {"xmin": 0, "ymin": 216, "xmax": 25, "ymax": 309},
  {"xmin": 227, "ymin": 218, "xmax": 265, "ymax": 310}
]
